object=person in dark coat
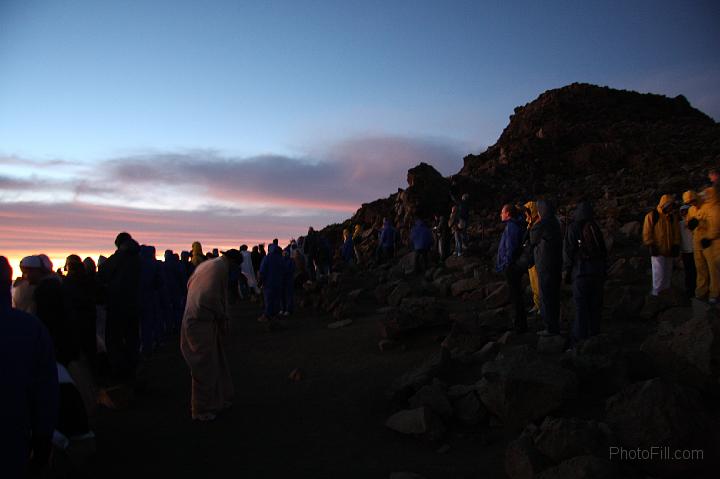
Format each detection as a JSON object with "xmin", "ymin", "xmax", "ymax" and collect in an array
[
  {"xmin": 341, "ymin": 229, "xmax": 355, "ymax": 264},
  {"xmin": 139, "ymin": 245, "xmax": 164, "ymax": 355},
  {"xmin": 410, "ymin": 218, "xmax": 433, "ymax": 273},
  {"xmin": 563, "ymin": 200, "xmax": 607, "ymax": 346},
  {"xmin": 529, "ymin": 201, "xmax": 563, "ymax": 336},
  {"xmin": 180, "ymin": 250, "xmax": 194, "ymax": 280},
  {"xmin": 376, "ymin": 218, "xmax": 397, "ymax": 264},
  {"xmin": 97, "ymin": 232, "xmax": 141, "ymax": 384},
  {"xmin": 251, "ymin": 246, "xmax": 262, "ymax": 276},
  {"xmin": 163, "ymin": 249, "xmax": 187, "ymax": 332},
  {"xmin": 280, "ymin": 248, "xmax": 296, "ymax": 316},
  {"xmin": 303, "ymin": 228, "xmax": 319, "ymax": 281},
  {"xmin": 0, "ymin": 256, "xmax": 59, "ymax": 478},
  {"xmin": 496, "ymin": 205, "xmax": 528, "ymax": 332},
  {"xmin": 258, "ymin": 244, "xmax": 284, "ymax": 321},
  {"xmin": 63, "ymin": 255, "xmax": 97, "ymax": 366},
  {"xmin": 433, "ymin": 214, "xmax": 452, "ymax": 262},
  {"xmin": 25, "ymin": 256, "xmax": 80, "ymax": 366}
]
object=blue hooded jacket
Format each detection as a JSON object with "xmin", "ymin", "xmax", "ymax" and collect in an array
[
  {"xmin": 379, "ymin": 219, "xmax": 397, "ymax": 249},
  {"xmin": 410, "ymin": 220, "xmax": 433, "ymax": 251},
  {"xmin": 496, "ymin": 217, "xmax": 525, "ymax": 272},
  {"xmin": 259, "ymin": 244, "xmax": 285, "ymax": 290}
]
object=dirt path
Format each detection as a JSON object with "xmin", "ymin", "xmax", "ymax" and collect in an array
[{"xmin": 90, "ymin": 300, "xmax": 503, "ymax": 478}]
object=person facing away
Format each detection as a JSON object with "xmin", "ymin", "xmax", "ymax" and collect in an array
[
  {"xmin": 63, "ymin": 254, "xmax": 97, "ymax": 366},
  {"xmin": 678, "ymin": 204, "xmax": 696, "ymax": 301},
  {"xmin": 251, "ymin": 245, "xmax": 262, "ymax": 276},
  {"xmin": 563, "ymin": 200, "xmax": 607, "ymax": 347},
  {"xmin": 642, "ymin": 194, "xmax": 680, "ymax": 297},
  {"xmin": 341, "ymin": 228, "xmax": 355, "ymax": 264},
  {"xmin": 0, "ymin": 256, "xmax": 59, "ymax": 478},
  {"xmin": 239, "ymin": 244, "xmax": 260, "ymax": 294},
  {"xmin": 180, "ymin": 250, "xmax": 242, "ymax": 421},
  {"xmin": 258, "ymin": 244, "xmax": 285, "ymax": 321},
  {"xmin": 280, "ymin": 248, "xmax": 296, "ymax": 316},
  {"xmin": 410, "ymin": 218, "xmax": 433, "ymax": 273},
  {"xmin": 163, "ymin": 249, "xmax": 187, "ymax": 332},
  {"xmin": 523, "ymin": 201, "xmax": 542, "ymax": 315},
  {"xmin": 376, "ymin": 218, "xmax": 397, "ymax": 263},
  {"xmin": 684, "ymin": 188, "xmax": 720, "ymax": 303},
  {"xmin": 496, "ymin": 204, "xmax": 527, "ymax": 333},
  {"xmin": 191, "ymin": 241, "xmax": 206, "ymax": 268},
  {"xmin": 97, "ymin": 232, "xmax": 141, "ymax": 385},
  {"xmin": 433, "ymin": 214, "xmax": 452, "ymax": 261},
  {"xmin": 529, "ymin": 200, "xmax": 563, "ymax": 336}
]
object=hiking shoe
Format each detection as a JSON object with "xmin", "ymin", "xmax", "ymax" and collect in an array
[{"xmin": 257, "ymin": 314, "xmax": 270, "ymax": 323}]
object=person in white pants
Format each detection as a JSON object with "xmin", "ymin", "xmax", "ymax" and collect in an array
[{"xmin": 643, "ymin": 194, "xmax": 681, "ymax": 296}]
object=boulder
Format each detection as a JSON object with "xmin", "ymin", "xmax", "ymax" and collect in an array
[
  {"xmin": 380, "ymin": 297, "xmax": 448, "ymax": 339},
  {"xmin": 533, "ymin": 417, "xmax": 613, "ymax": 463},
  {"xmin": 409, "ymin": 383, "xmax": 453, "ymax": 419},
  {"xmin": 537, "ymin": 335, "xmax": 567, "ymax": 354},
  {"xmin": 375, "ymin": 282, "xmax": 398, "ymax": 305},
  {"xmin": 605, "ymin": 378, "xmax": 708, "ymax": 474},
  {"xmin": 477, "ymin": 346, "xmax": 578, "ymax": 430},
  {"xmin": 619, "ymin": 221, "xmax": 642, "ymax": 238},
  {"xmin": 328, "ymin": 319, "xmax": 353, "ymax": 329},
  {"xmin": 484, "ymin": 282, "xmax": 510, "ymax": 309},
  {"xmin": 451, "ymin": 278, "xmax": 482, "ymax": 297},
  {"xmin": 451, "ymin": 391, "xmax": 487, "ymax": 425},
  {"xmin": 535, "ymin": 455, "xmax": 621, "ymax": 479},
  {"xmin": 385, "ymin": 407, "xmax": 446, "ymax": 441},
  {"xmin": 387, "ymin": 349, "xmax": 451, "ymax": 402},
  {"xmin": 505, "ymin": 434, "xmax": 551, "ymax": 479},
  {"xmin": 388, "ymin": 282, "xmax": 413, "ymax": 307}
]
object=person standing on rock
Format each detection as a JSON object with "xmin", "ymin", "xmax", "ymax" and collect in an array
[
  {"xmin": 679, "ymin": 204, "xmax": 696, "ymax": 300},
  {"xmin": 642, "ymin": 194, "xmax": 680, "ymax": 297},
  {"xmin": 341, "ymin": 228, "xmax": 355, "ymax": 264},
  {"xmin": 684, "ymin": 189, "xmax": 720, "ymax": 303},
  {"xmin": 563, "ymin": 201, "xmax": 607, "ymax": 347},
  {"xmin": 410, "ymin": 218, "xmax": 433, "ymax": 273},
  {"xmin": 523, "ymin": 201, "xmax": 542, "ymax": 315},
  {"xmin": 376, "ymin": 218, "xmax": 397, "ymax": 264},
  {"xmin": 529, "ymin": 200, "xmax": 563, "ymax": 336},
  {"xmin": 496, "ymin": 204, "xmax": 528, "ymax": 333},
  {"xmin": 180, "ymin": 250, "xmax": 242, "ymax": 421},
  {"xmin": 352, "ymin": 224, "xmax": 363, "ymax": 265}
]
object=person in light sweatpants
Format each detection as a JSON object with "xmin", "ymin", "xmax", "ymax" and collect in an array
[{"xmin": 642, "ymin": 194, "xmax": 680, "ymax": 296}]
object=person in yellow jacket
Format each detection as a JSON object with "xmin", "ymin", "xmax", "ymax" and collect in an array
[
  {"xmin": 191, "ymin": 241, "xmax": 206, "ymax": 268},
  {"xmin": 352, "ymin": 224, "xmax": 363, "ymax": 264},
  {"xmin": 685, "ymin": 188, "xmax": 720, "ymax": 303},
  {"xmin": 642, "ymin": 194, "xmax": 680, "ymax": 296},
  {"xmin": 524, "ymin": 201, "xmax": 541, "ymax": 314}
]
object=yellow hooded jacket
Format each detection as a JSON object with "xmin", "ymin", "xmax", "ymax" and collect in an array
[
  {"xmin": 191, "ymin": 241, "xmax": 206, "ymax": 266},
  {"xmin": 697, "ymin": 187, "xmax": 720, "ymax": 246},
  {"xmin": 642, "ymin": 194, "xmax": 680, "ymax": 256},
  {"xmin": 524, "ymin": 201, "xmax": 540, "ymax": 228}
]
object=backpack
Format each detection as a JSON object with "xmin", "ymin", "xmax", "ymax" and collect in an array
[{"xmin": 577, "ymin": 221, "xmax": 606, "ymax": 260}]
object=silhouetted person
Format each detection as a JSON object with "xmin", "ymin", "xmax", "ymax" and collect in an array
[
  {"xmin": 0, "ymin": 256, "xmax": 59, "ymax": 478},
  {"xmin": 63, "ymin": 254, "xmax": 97, "ymax": 366},
  {"xmin": 496, "ymin": 205, "xmax": 527, "ymax": 333},
  {"xmin": 530, "ymin": 201, "xmax": 563, "ymax": 336},
  {"xmin": 97, "ymin": 232, "xmax": 141, "ymax": 385}
]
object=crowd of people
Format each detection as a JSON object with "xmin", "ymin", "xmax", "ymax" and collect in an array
[{"xmin": 4, "ymin": 170, "xmax": 717, "ymax": 475}]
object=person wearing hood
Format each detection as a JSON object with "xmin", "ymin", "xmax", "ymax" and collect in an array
[
  {"xmin": 180, "ymin": 250, "xmax": 194, "ymax": 278},
  {"xmin": 0, "ymin": 256, "xmax": 59, "ymax": 477},
  {"xmin": 410, "ymin": 218, "xmax": 433, "ymax": 273},
  {"xmin": 642, "ymin": 194, "xmax": 681, "ymax": 296},
  {"xmin": 679, "ymin": 203, "xmax": 696, "ymax": 300},
  {"xmin": 250, "ymin": 246, "xmax": 262, "ymax": 276},
  {"xmin": 180, "ymin": 250, "xmax": 242, "ymax": 421},
  {"xmin": 191, "ymin": 241, "xmax": 206, "ymax": 268},
  {"xmin": 529, "ymin": 200, "xmax": 563, "ymax": 336},
  {"xmin": 685, "ymin": 188, "xmax": 720, "ymax": 303},
  {"xmin": 258, "ymin": 244, "xmax": 284, "ymax": 321},
  {"xmin": 163, "ymin": 249, "xmax": 187, "ymax": 332},
  {"xmin": 496, "ymin": 204, "xmax": 528, "ymax": 333},
  {"xmin": 563, "ymin": 201, "xmax": 607, "ymax": 346},
  {"xmin": 341, "ymin": 228, "xmax": 355, "ymax": 264},
  {"xmin": 97, "ymin": 232, "xmax": 141, "ymax": 386},
  {"xmin": 280, "ymin": 248, "xmax": 296, "ymax": 316},
  {"xmin": 352, "ymin": 224, "xmax": 363, "ymax": 264},
  {"xmin": 524, "ymin": 201, "xmax": 542, "ymax": 315},
  {"xmin": 239, "ymin": 245, "xmax": 261, "ymax": 295},
  {"xmin": 376, "ymin": 218, "xmax": 397, "ymax": 264}
]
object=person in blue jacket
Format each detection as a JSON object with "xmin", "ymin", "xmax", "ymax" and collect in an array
[
  {"xmin": 496, "ymin": 204, "xmax": 527, "ymax": 333},
  {"xmin": 280, "ymin": 248, "xmax": 296, "ymax": 316},
  {"xmin": 258, "ymin": 244, "xmax": 284, "ymax": 321},
  {"xmin": 410, "ymin": 218, "xmax": 433, "ymax": 273},
  {"xmin": 0, "ymin": 256, "xmax": 59, "ymax": 478},
  {"xmin": 376, "ymin": 218, "xmax": 397, "ymax": 264},
  {"xmin": 341, "ymin": 228, "xmax": 355, "ymax": 264}
]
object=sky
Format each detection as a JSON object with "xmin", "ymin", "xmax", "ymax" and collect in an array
[{"xmin": 1, "ymin": 0, "xmax": 719, "ymax": 273}]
